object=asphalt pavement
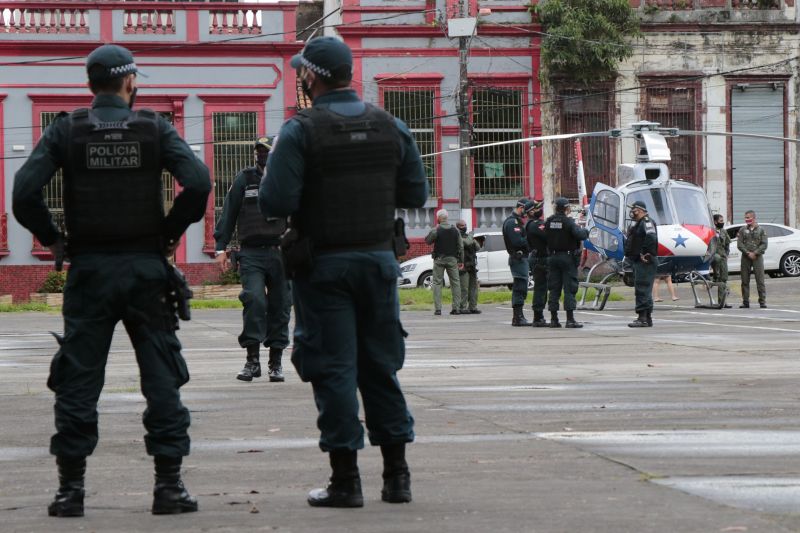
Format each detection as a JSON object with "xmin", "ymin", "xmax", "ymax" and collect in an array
[{"xmin": 2, "ymin": 276, "xmax": 800, "ymax": 532}]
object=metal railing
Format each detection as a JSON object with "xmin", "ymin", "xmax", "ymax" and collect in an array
[
  {"xmin": 644, "ymin": 87, "xmax": 700, "ymax": 185},
  {"xmin": 0, "ymin": 6, "xmax": 89, "ymax": 33}
]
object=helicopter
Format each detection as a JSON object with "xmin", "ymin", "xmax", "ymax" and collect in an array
[{"xmin": 422, "ymin": 120, "xmax": 799, "ymax": 310}]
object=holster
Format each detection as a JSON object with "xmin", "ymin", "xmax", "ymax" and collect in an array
[
  {"xmin": 392, "ymin": 217, "xmax": 409, "ymax": 259},
  {"xmin": 229, "ymin": 249, "xmax": 240, "ymax": 272},
  {"xmin": 165, "ymin": 263, "xmax": 193, "ymax": 323},
  {"xmin": 280, "ymin": 228, "xmax": 314, "ymax": 279}
]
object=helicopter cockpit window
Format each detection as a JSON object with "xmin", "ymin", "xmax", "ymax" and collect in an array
[
  {"xmin": 625, "ymin": 189, "xmax": 673, "ymax": 226},
  {"xmin": 592, "ymin": 190, "xmax": 621, "ymax": 228},
  {"xmin": 672, "ymin": 188, "xmax": 712, "ymax": 227}
]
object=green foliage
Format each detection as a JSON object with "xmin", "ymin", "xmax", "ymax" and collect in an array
[
  {"xmin": 216, "ymin": 268, "xmax": 241, "ymax": 285},
  {"xmin": 38, "ymin": 271, "xmax": 67, "ymax": 293},
  {"xmin": 533, "ymin": 0, "xmax": 640, "ymax": 86},
  {"xmin": 0, "ymin": 302, "xmax": 53, "ymax": 313},
  {"xmin": 191, "ymin": 299, "xmax": 243, "ymax": 309}
]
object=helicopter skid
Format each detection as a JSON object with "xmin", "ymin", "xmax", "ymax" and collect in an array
[
  {"xmin": 688, "ymin": 272, "xmax": 728, "ymax": 309},
  {"xmin": 578, "ymin": 259, "xmax": 621, "ymax": 311}
]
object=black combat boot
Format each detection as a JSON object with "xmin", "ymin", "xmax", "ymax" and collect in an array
[
  {"xmin": 511, "ymin": 305, "xmax": 530, "ymax": 327},
  {"xmin": 628, "ymin": 311, "xmax": 649, "ymax": 328},
  {"xmin": 380, "ymin": 443, "xmax": 412, "ymax": 503},
  {"xmin": 532, "ymin": 310, "xmax": 548, "ymax": 328},
  {"xmin": 152, "ymin": 456, "xmax": 198, "ymax": 515},
  {"xmin": 267, "ymin": 347, "xmax": 284, "ymax": 382},
  {"xmin": 565, "ymin": 310, "xmax": 583, "ymax": 329},
  {"xmin": 237, "ymin": 344, "xmax": 261, "ymax": 381},
  {"xmin": 307, "ymin": 449, "xmax": 363, "ymax": 508},
  {"xmin": 48, "ymin": 456, "xmax": 86, "ymax": 517},
  {"xmin": 646, "ymin": 310, "xmax": 653, "ymax": 327},
  {"xmin": 549, "ymin": 311, "xmax": 562, "ymax": 328}
]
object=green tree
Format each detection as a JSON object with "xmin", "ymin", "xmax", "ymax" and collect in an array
[{"xmin": 533, "ymin": 0, "xmax": 640, "ymax": 86}]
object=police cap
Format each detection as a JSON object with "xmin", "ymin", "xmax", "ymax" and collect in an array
[
  {"xmin": 526, "ymin": 198, "xmax": 544, "ymax": 213},
  {"xmin": 254, "ymin": 136, "xmax": 273, "ymax": 151},
  {"xmin": 86, "ymin": 44, "xmax": 144, "ymax": 82},
  {"xmin": 516, "ymin": 198, "xmax": 530, "ymax": 210},
  {"xmin": 627, "ymin": 200, "xmax": 648, "ymax": 211},
  {"xmin": 290, "ymin": 36, "xmax": 353, "ymax": 82},
  {"xmin": 554, "ymin": 197, "xmax": 570, "ymax": 209}
]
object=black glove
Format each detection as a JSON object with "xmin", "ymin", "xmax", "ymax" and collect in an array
[{"xmin": 49, "ymin": 233, "xmax": 66, "ymax": 272}]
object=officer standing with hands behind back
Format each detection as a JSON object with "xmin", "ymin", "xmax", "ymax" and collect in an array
[
  {"xmin": 214, "ymin": 136, "xmax": 291, "ymax": 383},
  {"xmin": 13, "ymin": 44, "xmax": 210, "ymax": 517},
  {"xmin": 544, "ymin": 197, "xmax": 588, "ymax": 328},
  {"xmin": 625, "ymin": 200, "xmax": 659, "ymax": 327},
  {"xmin": 503, "ymin": 198, "xmax": 532, "ymax": 326},
  {"xmin": 259, "ymin": 37, "xmax": 428, "ymax": 509}
]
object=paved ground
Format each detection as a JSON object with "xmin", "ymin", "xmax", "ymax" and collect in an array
[{"xmin": 2, "ymin": 276, "xmax": 800, "ymax": 532}]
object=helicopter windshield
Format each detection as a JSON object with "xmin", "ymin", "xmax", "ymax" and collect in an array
[
  {"xmin": 625, "ymin": 189, "xmax": 673, "ymax": 226},
  {"xmin": 672, "ymin": 187, "xmax": 712, "ymax": 227}
]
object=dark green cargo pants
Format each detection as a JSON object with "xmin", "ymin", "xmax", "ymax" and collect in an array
[
  {"xmin": 633, "ymin": 260, "xmax": 657, "ymax": 312},
  {"xmin": 48, "ymin": 253, "xmax": 190, "ymax": 459},
  {"xmin": 547, "ymin": 252, "xmax": 580, "ymax": 311},
  {"xmin": 237, "ymin": 246, "xmax": 290, "ymax": 349}
]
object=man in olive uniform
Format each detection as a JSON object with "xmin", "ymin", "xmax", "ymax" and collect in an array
[
  {"xmin": 625, "ymin": 200, "xmax": 658, "ymax": 327},
  {"xmin": 711, "ymin": 214, "xmax": 732, "ymax": 308},
  {"xmin": 525, "ymin": 199, "xmax": 549, "ymax": 327},
  {"xmin": 214, "ymin": 136, "xmax": 291, "ymax": 382},
  {"xmin": 425, "ymin": 209, "xmax": 463, "ymax": 315},
  {"xmin": 737, "ymin": 210, "xmax": 768, "ymax": 308},
  {"xmin": 457, "ymin": 219, "xmax": 481, "ymax": 314},
  {"xmin": 544, "ymin": 197, "xmax": 589, "ymax": 328},
  {"xmin": 12, "ymin": 44, "xmax": 210, "ymax": 516},
  {"xmin": 503, "ymin": 198, "xmax": 532, "ymax": 326},
  {"xmin": 259, "ymin": 37, "xmax": 428, "ymax": 508}
]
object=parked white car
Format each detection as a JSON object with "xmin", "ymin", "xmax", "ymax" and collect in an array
[
  {"xmin": 726, "ymin": 222, "xmax": 800, "ymax": 277},
  {"xmin": 399, "ymin": 232, "xmax": 523, "ymax": 289}
]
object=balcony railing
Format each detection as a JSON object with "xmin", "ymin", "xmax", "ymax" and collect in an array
[
  {"xmin": 0, "ymin": 7, "xmax": 88, "ymax": 33},
  {"xmin": 124, "ymin": 9, "xmax": 176, "ymax": 35},
  {"xmin": 638, "ymin": 0, "xmax": 782, "ymax": 9},
  {"xmin": 209, "ymin": 8, "xmax": 261, "ymax": 35}
]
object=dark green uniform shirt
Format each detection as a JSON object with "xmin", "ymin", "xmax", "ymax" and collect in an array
[{"xmin": 13, "ymin": 94, "xmax": 210, "ymax": 247}]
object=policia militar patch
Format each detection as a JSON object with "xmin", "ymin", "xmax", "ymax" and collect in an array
[{"xmin": 86, "ymin": 141, "xmax": 141, "ymax": 169}]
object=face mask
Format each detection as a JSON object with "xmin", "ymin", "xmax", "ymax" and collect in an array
[
  {"xmin": 715, "ymin": 222, "xmax": 724, "ymax": 229},
  {"xmin": 458, "ymin": 227, "xmax": 466, "ymax": 234},
  {"xmin": 256, "ymin": 155, "xmax": 268, "ymax": 168},
  {"xmin": 629, "ymin": 211, "xmax": 636, "ymax": 219},
  {"xmin": 128, "ymin": 87, "xmax": 138, "ymax": 109}
]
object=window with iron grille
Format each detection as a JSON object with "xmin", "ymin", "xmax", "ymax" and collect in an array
[
  {"xmin": 643, "ymin": 86, "xmax": 700, "ymax": 185},
  {"xmin": 557, "ymin": 89, "xmax": 612, "ymax": 200},
  {"xmin": 212, "ymin": 111, "xmax": 258, "ymax": 245},
  {"xmin": 472, "ymin": 87, "xmax": 525, "ymax": 198},
  {"xmin": 40, "ymin": 111, "xmax": 178, "ymax": 228},
  {"xmin": 382, "ymin": 87, "xmax": 439, "ymax": 198}
]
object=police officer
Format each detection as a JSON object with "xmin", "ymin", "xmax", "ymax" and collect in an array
[
  {"xmin": 625, "ymin": 200, "xmax": 658, "ymax": 327},
  {"xmin": 425, "ymin": 209, "xmax": 463, "ymax": 315},
  {"xmin": 259, "ymin": 36, "xmax": 428, "ymax": 508},
  {"xmin": 545, "ymin": 197, "xmax": 589, "ymax": 328},
  {"xmin": 12, "ymin": 44, "xmax": 210, "ymax": 516},
  {"xmin": 457, "ymin": 219, "xmax": 481, "ymax": 314},
  {"xmin": 737, "ymin": 210, "xmax": 768, "ymax": 309},
  {"xmin": 712, "ymin": 214, "xmax": 732, "ymax": 308},
  {"xmin": 214, "ymin": 136, "xmax": 291, "ymax": 382},
  {"xmin": 503, "ymin": 198, "xmax": 532, "ymax": 326},
  {"xmin": 525, "ymin": 199, "xmax": 549, "ymax": 327}
]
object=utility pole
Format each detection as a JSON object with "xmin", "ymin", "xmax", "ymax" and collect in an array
[{"xmin": 452, "ymin": 0, "xmax": 474, "ymax": 227}]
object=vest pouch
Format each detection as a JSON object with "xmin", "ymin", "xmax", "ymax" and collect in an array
[
  {"xmin": 392, "ymin": 217, "xmax": 409, "ymax": 259},
  {"xmin": 280, "ymin": 228, "xmax": 314, "ymax": 279}
]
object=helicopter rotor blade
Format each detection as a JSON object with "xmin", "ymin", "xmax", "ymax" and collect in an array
[
  {"xmin": 420, "ymin": 130, "xmax": 612, "ymax": 159},
  {"xmin": 678, "ymin": 130, "xmax": 800, "ymax": 144}
]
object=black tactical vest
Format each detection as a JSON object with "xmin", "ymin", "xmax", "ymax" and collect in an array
[
  {"xmin": 545, "ymin": 213, "xmax": 576, "ymax": 252},
  {"xmin": 525, "ymin": 217, "xmax": 548, "ymax": 256},
  {"xmin": 64, "ymin": 108, "xmax": 162, "ymax": 249},
  {"xmin": 236, "ymin": 168, "xmax": 286, "ymax": 246},
  {"xmin": 433, "ymin": 226, "xmax": 460, "ymax": 259},
  {"xmin": 294, "ymin": 104, "xmax": 401, "ymax": 250}
]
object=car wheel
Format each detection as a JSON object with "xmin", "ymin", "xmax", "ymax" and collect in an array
[
  {"xmin": 417, "ymin": 271, "xmax": 433, "ymax": 289},
  {"xmin": 780, "ymin": 251, "xmax": 800, "ymax": 277}
]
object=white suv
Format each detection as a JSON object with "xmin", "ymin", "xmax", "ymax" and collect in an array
[{"xmin": 726, "ymin": 223, "xmax": 800, "ymax": 277}]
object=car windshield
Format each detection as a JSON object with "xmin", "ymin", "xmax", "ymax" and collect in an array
[
  {"xmin": 672, "ymin": 187, "xmax": 712, "ymax": 227},
  {"xmin": 625, "ymin": 188, "xmax": 673, "ymax": 226}
]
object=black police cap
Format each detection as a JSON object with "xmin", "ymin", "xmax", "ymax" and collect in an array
[
  {"xmin": 627, "ymin": 200, "xmax": 648, "ymax": 211},
  {"xmin": 290, "ymin": 36, "xmax": 353, "ymax": 82},
  {"xmin": 554, "ymin": 197, "xmax": 570, "ymax": 209},
  {"xmin": 526, "ymin": 198, "xmax": 544, "ymax": 213},
  {"xmin": 254, "ymin": 136, "xmax": 273, "ymax": 151},
  {"xmin": 86, "ymin": 44, "xmax": 144, "ymax": 82}
]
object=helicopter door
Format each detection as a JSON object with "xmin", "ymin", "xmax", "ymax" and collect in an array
[{"xmin": 587, "ymin": 184, "xmax": 625, "ymax": 261}]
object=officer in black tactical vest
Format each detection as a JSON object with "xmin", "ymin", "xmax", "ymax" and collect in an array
[
  {"xmin": 457, "ymin": 219, "xmax": 481, "ymax": 314},
  {"xmin": 12, "ymin": 44, "xmax": 210, "ymax": 517},
  {"xmin": 544, "ymin": 197, "xmax": 589, "ymax": 328},
  {"xmin": 503, "ymin": 198, "xmax": 532, "ymax": 326},
  {"xmin": 625, "ymin": 200, "xmax": 659, "ymax": 327},
  {"xmin": 259, "ymin": 37, "xmax": 428, "ymax": 508},
  {"xmin": 525, "ymin": 199, "xmax": 549, "ymax": 327},
  {"xmin": 214, "ymin": 136, "xmax": 291, "ymax": 383}
]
